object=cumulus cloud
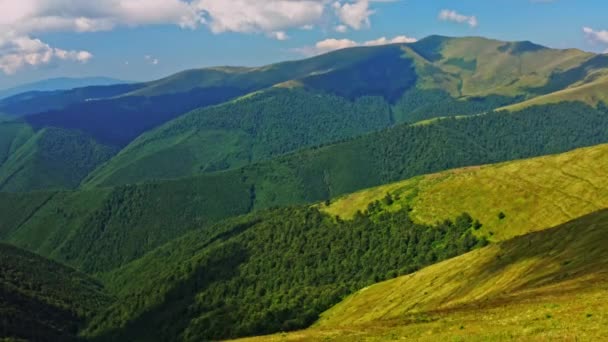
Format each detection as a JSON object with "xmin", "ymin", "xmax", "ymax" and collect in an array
[
  {"xmin": 333, "ymin": 0, "xmax": 373, "ymax": 30},
  {"xmin": 296, "ymin": 35, "xmax": 417, "ymax": 55},
  {"xmin": 583, "ymin": 27, "xmax": 608, "ymax": 45},
  {"xmin": 438, "ymin": 9, "xmax": 478, "ymax": 28},
  {"xmin": 0, "ymin": 0, "xmax": 394, "ymax": 74},
  {"xmin": 0, "ymin": 34, "xmax": 92, "ymax": 74}
]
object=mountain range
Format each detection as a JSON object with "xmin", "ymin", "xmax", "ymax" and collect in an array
[{"xmin": 0, "ymin": 35, "xmax": 608, "ymax": 341}]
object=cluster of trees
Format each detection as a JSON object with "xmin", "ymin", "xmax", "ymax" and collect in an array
[
  {"xmin": 0, "ymin": 243, "xmax": 111, "ymax": 341},
  {"xmin": 89, "ymin": 87, "xmax": 396, "ymax": 187},
  {"xmin": 3, "ymin": 102, "xmax": 608, "ymax": 277},
  {"xmin": 393, "ymin": 88, "xmax": 522, "ymax": 123},
  {"xmin": 90, "ymin": 204, "xmax": 486, "ymax": 341}
]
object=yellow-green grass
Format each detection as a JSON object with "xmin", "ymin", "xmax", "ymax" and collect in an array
[
  {"xmin": 235, "ymin": 209, "xmax": 608, "ymax": 341},
  {"xmin": 323, "ymin": 144, "xmax": 608, "ymax": 242},
  {"xmin": 435, "ymin": 37, "xmax": 592, "ymax": 97},
  {"xmin": 500, "ymin": 76, "xmax": 608, "ymax": 111}
]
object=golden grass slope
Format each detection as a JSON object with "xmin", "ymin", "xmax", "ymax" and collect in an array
[
  {"xmin": 500, "ymin": 75, "xmax": 608, "ymax": 111},
  {"xmin": 323, "ymin": 144, "xmax": 608, "ymax": 242},
  {"xmin": 236, "ymin": 209, "xmax": 608, "ymax": 341}
]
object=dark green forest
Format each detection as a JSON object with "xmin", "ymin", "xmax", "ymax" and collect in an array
[
  {"xmin": 0, "ymin": 243, "xmax": 111, "ymax": 342},
  {"xmin": 1, "ymin": 102, "xmax": 607, "ymax": 276},
  {"xmin": 86, "ymin": 204, "xmax": 485, "ymax": 341}
]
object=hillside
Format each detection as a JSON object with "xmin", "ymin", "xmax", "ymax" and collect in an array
[
  {"xmin": 3, "ymin": 102, "xmax": 608, "ymax": 273},
  {"xmin": 324, "ymin": 143, "xmax": 608, "ymax": 242},
  {"xmin": 0, "ymin": 243, "xmax": 111, "ymax": 341},
  {"xmin": 502, "ymin": 74, "xmax": 608, "ymax": 111},
  {"xmin": 0, "ymin": 127, "xmax": 117, "ymax": 192},
  {"xmin": 238, "ymin": 209, "xmax": 608, "ymax": 341},
  {"xmin": 0, "ymin": 36, "xmax": 602, "ymax": 192},
  {"xmin": 0, "ymin": 77, "xmax": 127, "ymax": 101},
  {"xmin": 84, "ymin": 87, "xmax": 396, "ymax": 186},
  {"xmin": 84, "ymin": 204, "xmax": 485, "ymax": 341},
  {"xmin": 0, "ymin": 101, "xmax": 601, "ymax": 272},
  {"xmin": 83, "ymin": 36, "xmax": 603, "ymax": 187}
]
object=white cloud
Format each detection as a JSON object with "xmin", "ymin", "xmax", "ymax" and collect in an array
[
  {"xmin": 0, "ymin": 0, "xmax": 396, "ymax": 74},
  {"xmin": 0, "ymin": 34, "xmax": 92, "ymax": 74},
  {"xmin": 335, "ymin": 25, "xmax": 348, "ymax": 33},
  {"xmin": 269, "ymin": 31, "xmax": 290, "ymax": 41},
  {"xmin": 438, "ymin": 9, "xmax": 478, "ymax": 28},
  {"xmin": 296, "ymin": 35, "xmax": 417, "ymax": 55},
  {"xmin": 145, "ymin": 55, "xmax": 160, "ymax": 65},
  {"xmin": 333, "ymin": 0, "xmax": 373, "ymax": 30},
  {"xmin": 583, "ymin": 27, "xmax": 608, "ymax": 45}
]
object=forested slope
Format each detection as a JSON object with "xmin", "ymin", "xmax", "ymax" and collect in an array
[
  {"xmin": 239, "ymin": 210, "xmax": 608, "ymax": 341},
  {"xmin": 0, "ymin": 243, "xmax": 111, "ymax": 342}
]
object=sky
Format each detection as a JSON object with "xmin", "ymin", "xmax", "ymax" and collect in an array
[{"xmin": 1, "ymin": 0, "xmax": 608, "ymax": 89}]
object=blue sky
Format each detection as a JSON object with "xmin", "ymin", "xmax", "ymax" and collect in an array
[{"xmin": 1, "ymin": 0, "xmax": 607, "ymax": 89}]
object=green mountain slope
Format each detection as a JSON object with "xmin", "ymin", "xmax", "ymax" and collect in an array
[
  {"xmin": 324, "ymin": 143, "xmax": 608, "ymax": 242},
  {"xmin": 0, "ymin": 121, "xmax": 34, "ymax": 166},
  {"xmin": 85, "ymin": 205, "xmax": 485, "ymax": 341},
  {"xmin": 0, "ymin": 243, "xmax": 111, "ymax": 342},
  {"xmin": 241, "ymin": 209, "xmax": 608, "ymax": 341},
  {"xmin": 0, "ymin": 127, "xmax": 117, "ymax": 192},
  {"xmin": 3, "ymin": 102, "xmax": 608, "ymax": 275},
  {"xmin": 85, "ymin": 36, "xmax": 601, "ymax": 187},
  {"xmin": 0, "ymin": 36, "xmax": 605, "ymax": 192},
  {"xmin": 84, "ymin": 88, "xmax": 394, "ymax": 187}
]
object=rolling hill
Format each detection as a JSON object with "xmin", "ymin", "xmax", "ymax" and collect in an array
[
  {"xmin": 0, "ymin": 77, "xmax": 127, "ymax": 101},
  {"xmin": 323, "ymin": 143, "xmax": 608, "ymax": 242},
  {"xmin": 84, "ymin": 204, "xmax": 486, "ymax": 341},
  {"xmin": 1, "ymin": 36, "xmax": 606, "ymax": 192},
  {"xmin": 0, "ymin": 243, "xmax": 112, "ymax": 341},
  {"xmin": 1, "ymin": 101, "xmax": 607, "ymax": 275},
  {"xmin": 82, "ymin": 141, "xmax": 608, "ymax": 341},
  {"xmin": 82, "ymin": 36, "xmax": 605, "ymax": 187},
  {"xmin": 238, "ymin": 209, "xmax": 608, "ymax": 341}
]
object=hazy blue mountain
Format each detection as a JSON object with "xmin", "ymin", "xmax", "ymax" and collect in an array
[{"xmin": 0, "ymin": 77, "xmax": 128, "ymax": 100}]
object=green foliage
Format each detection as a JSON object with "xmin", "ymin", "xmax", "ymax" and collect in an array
[
  {"xmin": 301, "ymin": 46, "xmax": 417, "ymax": 102},
  {"xmin": 4, "ymin": 102, "xmax": 608, "ymax": 275},
  {"xmin": 87, "ymin": 206, "xmax": 485, "ymax": 341},
  {"xmin": 392, "ymin": 88, "xmax": 522, "ymax": 123},
  {"xmin": 0, "ymin": 243, "xmax": 111, "ymax": 341},
  {"xmin": 0, "ymin": 127, "xmax": 117, "ymax": 192},
  {"xmin": 3, "ymin": 171, "xmax": 254, "ymax": 274},
  {"xmin": 85, "ymin": 88, "xmax": 394, "ymax": 187}
]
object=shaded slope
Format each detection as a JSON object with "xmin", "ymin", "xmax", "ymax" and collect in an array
[
  {"xmin": 0, "ymin": 127, "xmax": 117, "ymax": 192},
  {"xmin": 238, "ymin": 210, "xmax": 608, "ymax": 341},
  {"xmin": 84, "ymin": 37, "xmax": 602, "ymax": 187},
  {"xmin": 0, "ymin": 83, "xmax": 142, "ymax": 117},
  {"xmin": 85, "ymin": 206, "xmax": 485, "ymax": 341},
  {"xmin": 0, "ymin": 77, "xmax": 127, "ymax": 101},
  {"xmin": 84, "ymin": 88, "xmax": 394, "ymax": 187},
  {"xmin": 0, "ymin": 36, "xmax": 604, "ymax": 192},
  {"xmin": 3, "ymin": 102, "xmax": 608, "ymax": 273},
  {"xmin": 0, "ymin": 243, "xmax": 111, "ymax": 342},
  {"xmin": 324, "ymin": 143, "xmax": 608, "ymax": 242}
]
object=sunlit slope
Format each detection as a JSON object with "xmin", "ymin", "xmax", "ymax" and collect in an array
[
  {"xmin": 238, "ymin": 210, "xmax": 608, "ymax": 341},
  {"xmin": 324, "ymin": 144, "xmax": 608, "ymax": 242},
  {"xmin": 501, "ymin": 75, "xmax": 608, "ymax": 111},
  {"xmin": 84, "ymin": 36, "xmax": 604, "ymax": 188}
]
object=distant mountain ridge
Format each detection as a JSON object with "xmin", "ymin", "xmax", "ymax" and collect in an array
[
  {"xmin": 0, "ymin": 77, "xmax": 128, "ymax": 100},
  {"xmin": 0, "ymin": 35, "xmax": 607, "ymax": 194}
]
